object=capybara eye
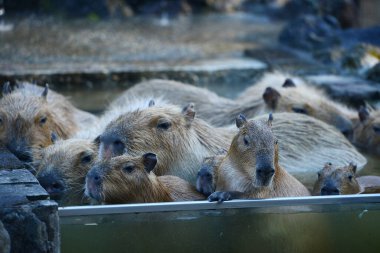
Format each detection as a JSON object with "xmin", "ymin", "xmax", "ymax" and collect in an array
[
  {"xmin": 348, "ymin": 175, "xmax": 353, "ymax": 181},
  {"xmin": 39, "ymin": 116, "xmax": 48, "ymax": 125},
  {"xmin": 123, "ymin": 165, "xmax": 134, "ymax": 173},
  {"xmin": 157, "ymin": 121, "xmax": 172, "ymax": 130},
  {"xmin": 372, "ymin": 126, "xmax": 380, "ymax": 135},
  {"xmin": 243, "ymin": 135, "xmax": 249, "ymax": 146},
  {"xmin": 81, "ymin": 154, "xmax": 92, "ymax": 164},
  {"xmin": 292, "ymin": 107, "xmax": 308, "ymax": 114}
]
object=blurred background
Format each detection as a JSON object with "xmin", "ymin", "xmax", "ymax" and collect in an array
[{"xmin": 0, "ymin": 0, "xmax": 380, "ymax": 169}]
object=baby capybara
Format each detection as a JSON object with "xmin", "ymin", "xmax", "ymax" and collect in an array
[{"xmin": 85, "ymin": 153, "xmax": 205, "ymax": 204}]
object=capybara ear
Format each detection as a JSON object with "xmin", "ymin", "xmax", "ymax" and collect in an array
[
  {"xmin": 262, "ymin": 87, "xmax": 281, "ymax": 109},
  {"xmin": 142, "ymin": 153, "xmax": 157, "ymax": 173},
  {"xmin": 51, "ymin": 132, "xmax": 58, "ymax": 144},
  {"xmin": 148, "ymin": 100, "xmax": 155, "ymax": 107},
  {"xmin": 2, "ymin": 82, "xmax": 11, "ymax": 96},
  {"xmin": 182, "ymin": 103, "xmax": 195, "ymax": 124},
  {"xmin": 236, "ymin": 114, "xmax": 247, "ymax": 128},
  {"xmin": 267, "ymin": 113, "xmax": 273, "ymax": 127},
  {"xmin": 358, "ymin": 106, "xmax": 370, "ymax": 122},
  {"xmin": 348, "ymin": 162, "xmax": 357, "ymax": 174},
  {"xmin": 282, "ymin": 78, "xmax": 296, "ymax": 88},
  {"xmin": 41, "ymin": 84, "xmax": 49, "ymax": 100},
  {"xmin": 93, "ymin": 135, "xmax": 101, "ymax": 147}
]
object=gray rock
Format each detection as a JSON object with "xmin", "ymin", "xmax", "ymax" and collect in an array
[
  {"xmin": 279, "ymin": 15, "xmax": 341, "ymax": 51},
  {"xmin": 0, "ymin": 201, "xmax": 59, "ymax": 253},
  {"xmin": 0, "ymin": 169, "xmax": 59, "ymax": 253},
  {"xmin": 367, "ymin": 63, "xmax": 380, "ymax": 83},
  {"xmin": 0, "ymin": 220, "xmax": 10, "ymax": 253},
  {"xmin": 306, "ymin": 74, "xmax": 380, "ymax": 105},
  {"xmin": 0, "ymin": 170, "xmax": 49, "ymax": 208}
]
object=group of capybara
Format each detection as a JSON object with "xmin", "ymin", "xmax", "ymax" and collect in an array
[{"xmin": 1, "ymin": 72, "xmax": 380, "ymax": 206}]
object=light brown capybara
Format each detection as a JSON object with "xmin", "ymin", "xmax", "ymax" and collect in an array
[
  {"xmin": 97, "ymin": 103, "xmax": 234, "ymax": 184},
  {"xmin": 85, "ymin": 153, "xmax": 205, "ymax": 204},
  {"xmin": 99, "ymin": 100, "xmax": 366, "ymax": 187},
  {"xmin": 206, "ymin": 114, "xmax": 310, "ymax": 202},
  {"xmin": 35, "ymin": 96, "xmax": 165, "ymax": 205},
  {"xmin": 111, "ymin": 72, "xmax": 354, "ymax": 136},
  {"xmin": 0, "ymin": 82, "xmax": 96, "ymax": 163},
  {"xmin": 36, "ymin": 138, "xmax": 98, "ymax": 205},
  {"xmin": 312, "ymin": 162, "xmax": 380, "ymax": 195},
  {"xmin": 351, "ymin": 105, "xmax": 380, "ymax": 155},
  {"xmin": 232, "ymin": 112, "xmax": 367, "ymax": 188}
]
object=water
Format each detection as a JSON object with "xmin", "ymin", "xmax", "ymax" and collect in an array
[{"xmin": 60, "ymin": 197, "xmax": 380, "ymax": 253}]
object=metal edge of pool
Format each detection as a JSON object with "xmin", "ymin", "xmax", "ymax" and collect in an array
[{"xmin": 58, "ymin": 194, "xmax": 380, "ymax": 217}]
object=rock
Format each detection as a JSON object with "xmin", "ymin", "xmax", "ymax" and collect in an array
[
  {"xmin": 367, "ymin": 63, "xmax": 380, "ymax": 83},
  {"xmin": 0, "ymin": 220, "xmax": 11, "ymax": 253},
  {"xmin": 341, "ymin": 44, "xmax": 380, "ymax": 73},
  {"xmin": 0, "ymin": 144, "xmax": 36, "ymax": 174},
  {"xmin": 282, "ymin": 0, "xmax": 360, "ymax": 28},
  {"xmin": 306, "ymin": 74, "xmax": 380, "ymax": 105},
  {"xmin": 0, "ymin": 170, "xmax": 49, "ymax": 208},
  {"xmin": 0, "ymin": 201, "xmax": 59, "ymax": 253},
  {"xmin": 278, "ymin": 15, "xmax": 341, "ymax": 51},
  {"xmin": 0, "ymin": 169, "xmax": 59, "ymax": 253}
]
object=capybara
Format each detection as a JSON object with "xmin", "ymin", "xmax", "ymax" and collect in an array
[
  {"xmin": 0, "ymin": 82, "xmax": 96, "ymax": 163},
  {"xmin": 35, "ymin": 97, "xmax": 164, "ymax": 205},
  {"xmin": 111, "ymin": 72, "xmax": 354, "ymax": 136},
  {"xmin": 99, "ymin": 100, "xmax": 366, "ymax": 187},
  {"xmin": 231, "ymin": 112, "xmax": 366, "ymax": 188},
  {"xmin": 198, "ymin": 112, "xmax": 367, "ymax": 195},
  {"xmin": 237, "ymin": 72, "xmax": 355, "ymax": 137},
  {"xmin": 85, "ymin": 153, "xmax": 205, "ymax": 204},
  {"xmin": 312, "ymin": 162, "xmax": 380, "ymax": 195},
  {"xmin": 98, "ymin": 103, "xmax": 234, "ymax": 184},
  {"xmin": 36, "ymin": 138, "xmax": 98, "ymax": 205},
  {"xmin": 351, "ymin": 105, "xmax": 380, "ymax": 155},
  {"xmin": 206, "ymin": 114, "xmax": 310, "ymax": 202}
]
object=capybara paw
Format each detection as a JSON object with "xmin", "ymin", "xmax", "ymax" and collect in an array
[{"xmin": 208, "ymin": 191, "xmax": 232, "ymax": 203}]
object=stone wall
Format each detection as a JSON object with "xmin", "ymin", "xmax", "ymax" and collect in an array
[{"xmin": 0, "ymin": 169, "xmax": 60, "ymax": 253}]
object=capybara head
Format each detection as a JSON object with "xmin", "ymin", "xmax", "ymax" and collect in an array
[
  {"xmin": 36, "ymin": 138, "xmax": 97, "ymax": 205},
  {"xmin": 85, "ymin": 153, "xmax": 166, "ymax": 204},
  {"xmin": 262, "ymin": 79, "xmax": 353, "ymax": 137},
  {"xmin": 98, "ymin": 103, "xmax": 207, "ymax": 176},
  {"xmin": 351, "ymin": 106, "xmax": 380, "ymax": 155},
  {"xmin": 312, "ymin": 162, "xmax": 360, "ymax": 195},
  {"xmin": 230, "ymin": 114, "xmax": 277, "ymax": 187},
  {"xmin": 0, "ymin": 83, "xmax": 74, "ymax": 162}
]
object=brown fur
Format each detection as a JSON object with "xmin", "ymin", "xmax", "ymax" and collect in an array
[
  {"xmin": 313, "ymin": 163, "xmax": 360, "ymax": 195},
  {"xmin": 85, "ymin": 154, "xmax": 205, "ymax": 204},
  {"xmin": 214, "ymin": 116, "xmax": 310, "ymax": 199},
  {"xmin": 351, "ymin": 107, "xmax": 380, "ymax": 155},
  {"xmin": 113, "ymin": 72, "xmax": 354, "ymax": 133},
  {"xmin": 98, "ymin": 103, "xmax": 234, "ymax": 184},
  {"xmin": 313, "ymin": 163, "xmax": 380, "ymax": 195},
  {"xmin": 0, "ymin": 82, "xmax": 96, "ymax": 162},
  {"xmin": 36, "ymin": 139, "xmax": 97, "ymax": 205}
]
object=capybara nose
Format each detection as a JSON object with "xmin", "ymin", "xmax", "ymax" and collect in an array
[
  {"xmin": 341, "ymin": 128, "xmax": 353, "ymax": 139},
  {"xmin": 99, "ymin": 134, "xmax": 125, "ymax": 156},
  {"xmin": 87, "ymin": 169, "xmax": 103, "ymax": 186},
  {"xmin": 85, "ymin": 170, "xmax": 103, "ymax": 201},
  {"xmin": 256, "ymin": 167, "xmax": 275, "ymax": 179},
  {"xmin": 6, "ymin": 142, "xmax": 32, "ymax": 162},
  {"xmin": 321, "ymin": 186, "xmax": 340, "ymax": 195},
  {"xmin": 37, "ymin": 172, "xmax": 66, "ymax": 200}
]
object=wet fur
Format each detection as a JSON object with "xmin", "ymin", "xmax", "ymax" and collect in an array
[
  {"xmin": 215, "ymin": 117, "xmax": 310, "ymax": 198},
  {"xmin": 87, "ymin": 155, "xmax": 204, "ymax": 204},
  {"xmin": 100, "ymin": 104, "xmax": 234, "ymax": 184}
]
